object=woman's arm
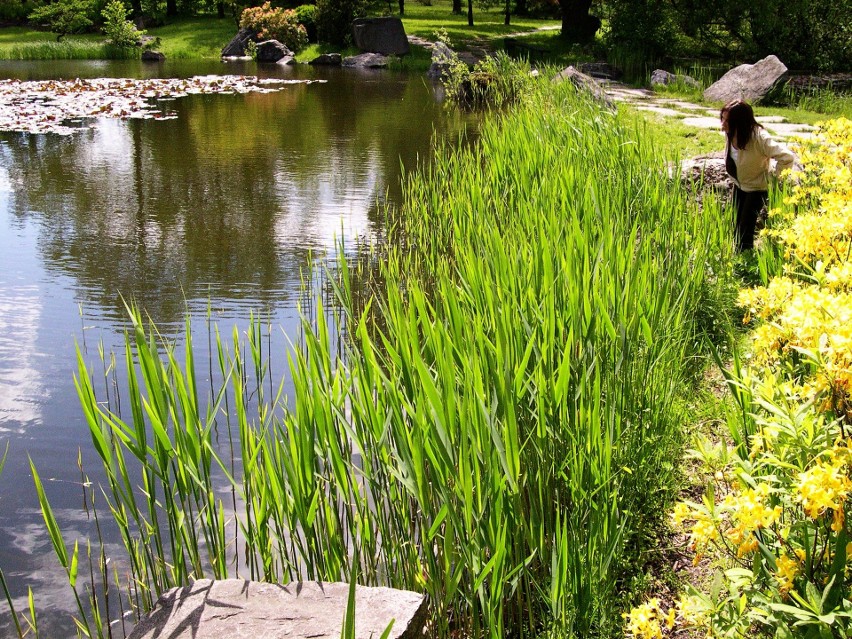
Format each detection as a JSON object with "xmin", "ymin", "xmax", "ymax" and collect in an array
[{"xmin": 757, "ymin": 128, "xmax": 797, "ymax": 175}]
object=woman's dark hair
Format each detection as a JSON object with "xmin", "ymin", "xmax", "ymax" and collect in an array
[{"xmin": 721, "ymin": 99, "xmax": 763, "ymax": 149}]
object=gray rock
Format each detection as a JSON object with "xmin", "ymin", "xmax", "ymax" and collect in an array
[
  {"xmin": 342, "ymin": 52, "xmax": 390, "ymax": 68},
  {"xmin": 427, "ymin": 41, "xmax": 455, "ymax": 79},
  {"xmin": 578, "ymin": 61, "xmax": 623, "ymax": 80},
  {"xmin": 650, "ymin": 68, "xmax": 699, "ymax": 88},
  {"xmin": 141, "ymin": 50, "xmax": 165, "ymax": 62},
  {"xmin": 255, "ymin": 40, "xmax": 293, "ymax": 63},
  {"xmin": 221, "ymin": 28, "xmax": 260, "ymax": 58},
  {"xmin": 352, "ymin": 17, "xmax": 409, "ymax": 56},
  {"xmin": 309, "ymin": 53, "xmax": 342, "ymax": 66},
  {"xmin": 703, "ymin": 55, "xmax": 788, "ymax": 104},
  {"xmin": 127, "ymin": 579, "xmax": 428, "ymax": 639},
  {"xmin": 552, "ymin": 65, "xmax": 614, "ymax": 109}
]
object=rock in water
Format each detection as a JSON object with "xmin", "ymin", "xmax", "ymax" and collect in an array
[
  {"xmin": 256, "ymin": 40, "xmax": 293, "ymax": 63},
  {"xmin": 703, "ymin": 55, "xmax": 788, "ymax": 104},
  {"xmin": 127, "ymin": 579, "xmax": 428, "ymax": 639}
]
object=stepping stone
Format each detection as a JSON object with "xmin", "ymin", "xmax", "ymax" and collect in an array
[
  {"xmin": 127, "ymin": 579, "xmax": 428, "ymax": 639},
  {"xmin": 634, "ymin": 105, "xmax": 688, "ymax": 117},
  {"xmin": 681, "ymin": 116, "xmax": 726, "ymax": 130}
]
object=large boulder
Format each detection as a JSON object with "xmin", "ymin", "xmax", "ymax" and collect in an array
[
  {"xmin": 141, "ymin": 50, "xmax": 165, "ymax": 62},
  {"xmin": 703, "ymin": 55, "xmax": 788, "ymax": 104},
  {"xmin": 127, "ymin": 579, "xmax": 428, "ymax": 639},
  {"xmin": 552, "ymin": 65, "xmax": 614, "ymax": 110},
  {"xmin": 351, "ymin": 17, "xmax": 409, "ymax": 56},
  {"xmin": 255, "ymin": 40, "xmax": 293, "ymax": 63},
  {"xmin": 342, "ymin": 52, "xmax": 390, "ymax": 68},
  {"xmin": 221, "ymin": 27, "xmax": 260, "ymax": 57}
]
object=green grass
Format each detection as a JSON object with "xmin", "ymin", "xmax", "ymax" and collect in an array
[
  {"xmin": 146, "ymin": 15, "xmax": 237, "ymax": 59},
  {"xmin": 0, "ymin": 28, "xmax": 123, "ymax": 59},
  {"xmin": 395, "ymin": 1, "xmax": 559, "ymax": 48}
]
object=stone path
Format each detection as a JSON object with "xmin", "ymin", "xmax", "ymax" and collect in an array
[{"xmin": 603, "ymin": 84, "xmax": 816, "ymax": 141}]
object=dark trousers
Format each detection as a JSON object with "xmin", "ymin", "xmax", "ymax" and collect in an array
[{"xmin": 733, "ymin": 186, "xmax": 768, "ymax": 251}]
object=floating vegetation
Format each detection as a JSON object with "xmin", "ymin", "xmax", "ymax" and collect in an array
[{"xmin": 0, "ymin": 75, "xmax": 326, "ymax": 135}]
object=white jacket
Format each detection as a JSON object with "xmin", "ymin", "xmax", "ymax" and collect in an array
[{"xmin": 727, "ymin": 127, "xmax": 797, "ymax": 192}]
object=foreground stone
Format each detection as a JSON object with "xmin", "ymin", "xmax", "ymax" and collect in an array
[
  {"xmin": 703, "ymin": 55, "xmax": 788, "ymax": 104},
  {"xmin": 127, "ymin": 579, "xmax": 428, "ymax": 639},
  {"xmin": 552, "ymin": 66, "xmax": 614, "ymax": 109},
  {"xmin": 141, "ymin": 50, "xmax": 165, "ymax": 62},
  {"xmin": 352, "ymin": 17, "xmax": 409, "ymax": 56},
  {"xmin": 342, "ymin": 52, "xmax": 390, "ymax": 68}
]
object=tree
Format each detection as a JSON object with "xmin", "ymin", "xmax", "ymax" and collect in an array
[
  {"xmin": 315, "ymin": 0, "xmax": 367, "ymax": 46},
  {"xmin": 398, "ymin": 0, "xmax": 403, "ymax": 14},
  {"xmin": 557, "ymin": 0, "xmax": 599, "ymax": 42},
  {"xmin": 102, "ymin": 0, "xmax": 144, "ymax": 47},
  {"xmin": 28, "ymin": 0, "xmax": 94, "ymax": 40},
  {"xmin": 467, "ymin": 0, "xmax": 473, "ymax": 25},
  {"xmin": 452, "ymin": 0, "xmax": 462, "ymax": 13}
]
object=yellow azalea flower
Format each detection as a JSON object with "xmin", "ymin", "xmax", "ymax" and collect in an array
[
  {"xmin": 776, "ymin": 550, "xmax": 800, "ymax": 595},
  {"xmin": 676, "ymin": 594, "xmax": 709, "ymax": 627},
  {"xmin": 624, "ymin": 599, "xmax": 665, "ymax": 639},
  {"xmin": 796, "ymin": 457, "xmax": 852, "ymax": 519}
]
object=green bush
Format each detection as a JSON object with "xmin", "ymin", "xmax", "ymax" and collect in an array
[
  {"xmin": 239, "ymin": 1, "xmax": 307, "ymax": 53},
  {"xmin": 28, "ymin": 0, "xmax": 95, "ymax": 40},
  {"xmin": 101, "ymin": 0, "xmax": 143, "ymax": 48},
  {"xmin": 294, "ymin": 3, "xmax": 317, "ymax": 43},
  {"xmin": 314, "ymin": 0, "xmax": 366, "ymax": 47}
]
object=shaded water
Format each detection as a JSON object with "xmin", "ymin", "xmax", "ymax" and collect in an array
[{"xmin": 0, "ymin": 59, "xmax": 475, "ymax": 636}]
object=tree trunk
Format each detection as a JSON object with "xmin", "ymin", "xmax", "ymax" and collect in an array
[
  {"xmin": 453, "ymin": 0, "xmax": 462, "ymax": 14},
  {"xmin": 130, "ymin": 0, "xmax": 142, "ymax": 18},
  {"xmin": 217, "ymin": 1, "xmax": 225, "ymax": 18},
  {"xmin": 467, "ymin": 0, "xmax": 473, "ymax": 26},
  {"xmin": 398, "ymin": 0, "xmax": 404, "ymax": 15},
  {"xmin": 558, "ymin": 0, "xmax": 600, "ymax": 42},
  {"xmin": 505, "ymin": 0, "xmax": 510, "ymax": 25},
  {"xmin": 166, "ymin": 0, "xmax": 177, "ymax": 17}
]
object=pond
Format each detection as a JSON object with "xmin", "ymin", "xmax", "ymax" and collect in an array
[{"xmin": 0, "ymin": 58, "xmax": 476, "ymax": 636}]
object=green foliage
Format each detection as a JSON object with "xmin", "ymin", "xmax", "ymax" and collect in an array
[
  {"xmin": 294, "ymin": 3, "xmax": 317, "ymax": 42},
  {"xmin": 442, "ymin": 50, "xmax": 534, "ymax": 108},
  {"xmin": 315, "ymin": 0, "xmax": 366, "ymax": 46},
  {"xmin": 239, "ymin": 1, "xmax": 307, "ymax": 52},
  {"xmin": 0, "ymin": 0, "xmax": 31, "ymax": 22},
  {"xmin": 101, "ymin": 0, "xmax": 144, "ymax": 48},
  {"xmin": 28, "ymin": 0, "xmax": 96, "ymax": 40}
]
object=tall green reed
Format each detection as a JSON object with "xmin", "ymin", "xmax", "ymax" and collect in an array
[
  {"xmin": 0, "ymin": 41, "xmax": 138, "ymax": 60},
  {"xmin": 35, "ymin": 70, "xmax": 735, "ymax": 638}
]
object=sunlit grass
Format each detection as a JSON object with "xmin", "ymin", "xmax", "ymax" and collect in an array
[{"xmin": 147, "ymin": 16, "xmax": 237, "ymax": 59}]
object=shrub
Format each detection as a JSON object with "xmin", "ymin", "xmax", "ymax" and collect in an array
[
  {"xmin": 293, "ymin": 3, "xmax": 317, "ymax": 43},
  {"xmin": 101, "ymin": 0, "xmax": 143, "ymax": 48},
  {"xmin": 239, "ymin": 1, "xmax": 307, "ymax": 53},
  {"xmin": 314, "ymin": 0, "xmax": 366, "ymax": 47},
  {"xmin": 626, "ymin": 118, "xmax": 852, "ymax": 639},
  {"xmin": 28, "ymin": 0, "xmax": 95, "ymax": 40}
]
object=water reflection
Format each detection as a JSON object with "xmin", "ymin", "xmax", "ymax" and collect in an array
[{"xmin": 0, "ymin": 60, "xmax": 475, "ymax": 636}]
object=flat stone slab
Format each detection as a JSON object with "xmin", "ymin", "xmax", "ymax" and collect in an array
[
  {"xmin": 681, "ymin": 116, "xmax": 726, "ymax": 130},
  {"xmin": 128, "ymin": 580, "xmax": 428, "ymax": 639},
  {"xmin": 634, "ymin": 105, "xmax": 687, "ymax": 117}
]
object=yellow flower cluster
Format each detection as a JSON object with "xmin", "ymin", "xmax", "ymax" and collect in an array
[
  {"xmin": 723, "ymin": 483, "xmax": 782, "ymax": 557},
  {"xmin": 741, "ymin": 118, "xmax": 852, "ymax": 419},
  {"xmin": 671, "ymin": 501, "xmax": 718, "ymax": 559},
  {"xmin": 624, "ymin": 596, "xmax": 710, "ymax": 639},
  {"xmin": 775, "ymin": 549, "xmax": 804, "ymax": 595},
  {"xmin": 796, "ymin": 455, "xmax": 852, "ymax": 521}
]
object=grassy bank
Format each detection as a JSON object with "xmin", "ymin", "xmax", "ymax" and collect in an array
[{"xmin": 11, "ymin": 71, "xmax": 741, "ymax": 638}]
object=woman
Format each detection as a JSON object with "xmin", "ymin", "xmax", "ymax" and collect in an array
[{"xmin": 720, "ymin": 99, "xmax": 797, "ymax": 251}]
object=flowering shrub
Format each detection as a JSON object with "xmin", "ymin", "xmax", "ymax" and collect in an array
[
  {"xmin": 239, "ymin": 2, "xmax": 308, "ymax": 53},
  {"xmin": 625, "ymin": 119, "xmax": 852, "ymax": 639}
]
